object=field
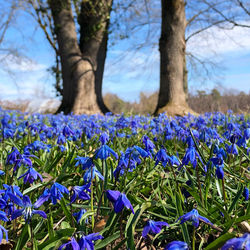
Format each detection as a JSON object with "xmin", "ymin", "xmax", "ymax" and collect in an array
[{"xmin": 0, "ymin": 108, "xmax": 249, "ymax": 249}]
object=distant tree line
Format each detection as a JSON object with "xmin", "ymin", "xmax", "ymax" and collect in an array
[{"xmin": 103, "ymin": 89, "xmax": 250, "ymax": 115}]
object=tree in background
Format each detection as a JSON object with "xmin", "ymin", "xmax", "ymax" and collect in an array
[
  {"xmin": 155, "ymin": 0, "xmax": 192, "ymax": 115},
  {"xmin": 49, "ymin": 0, "xmax": 112, "ymax": 114},
  {"xmin": 154, "ymin": 0, "xmax": 250, "ymax": 115},
  {"xmin": 27, "ymin": 0, "xmax": 112, "ymax": 114}
]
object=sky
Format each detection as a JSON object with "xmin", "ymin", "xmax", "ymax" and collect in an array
[{"xmin": 0, "ymin": 2, "xmax": 250, "ymax": 103}]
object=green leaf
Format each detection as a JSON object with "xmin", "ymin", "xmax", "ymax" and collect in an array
[
  {"xmin": 23, "ymin": 183, "xmax": 45, "ymax": 195},
  {"xmin": 95, "ymin": 231, "xmax": 120, "ymax": 249},
  {"xmin": 60, "ymin": 198, "xmax": 76, "ymax": 226},
  {"xmin": 175, "ymin": 192, "xmax": 190, "ymax": 245},
  {"xmin": 204, "ymin": 233, "xmax": 235, "ymax": 250},
  {"xmin": 44, "ymin": 152, "xmax": 64, "ymax": 173},
  {"xmin": 228, "ymin": 185, "xmax": 243, "ymax": 214},
  {"xmin": 125, "ymin": 202, "xmax": 151, "ymax": 250},
  {"xmin": 38, "ymin": 228, "xmax": 75, "ymax": 250},
  {"xmin": 47, "ymin": 212, "xmax": 55, "ymax": 238},
  {"xmin": 14, "ymin": 224, "xmax": 29, "ymax": 250}
]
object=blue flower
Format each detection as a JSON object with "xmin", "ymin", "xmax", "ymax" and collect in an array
[
  {"xmin": 243, "ymin": 187, "xmax": 249, "ymax": 201},
  {"xmin": 177, "ymin": 209, "xmax": 213, "ymax": 228},
  {"xmin": 73, "ymin": 209, "xmax": 87, "ymax": 224},
  {"xmin": 57, "ymin": 134, "xmax": 66, "ymax": 145},
  {"xmin": 59, "ymin": 237, "xmax": 80, "ymax": 250},
  {"xmin": 1, "ymin": 184, "xmax": 23, "ymax": 201},
  {"xmin": 18, "ymin": 167, "xmax": 43, "ymax": 184},
  {"xmin": 0, "ymin": 170, "xmax": 5, "ymax": 176},
  {"xmin": 95, "ymin": 145, "xmax": 118, "ymax": 160},
  {"xmin": 70, "ymin": 184, "xmax": 90, "ymax": 203},
  {"xmin": 142, "ymin": 220, "xmax": 169, "ymax": 238},
  {"xmin": 63, "ymin": 125, "xmax": 74, "ymax": 137},
  {"xmin": 9, "ymin": 194, "xmax": 47, "ymax": 222},
  {"xmin": 106, "ymin": 190, "xmax": 134, "ymax": 214},
  {"xmin": 78, "ymin": 233, "xmax": 103, "ymax": 250},
  {"xmin": 165, "ymin": 241, "xmax": 189, "ymax": 250},
  {"xmin": 15, "ymin": 154, "xmax": 33, "ymax": 168},
  {"xmin": 34, "ymin": 182, "xmax": 69, "ymax": 206},
  {"xmin": 6, "ymin": 147, "xmax": 20, "ymax": 165},
  {"xmin": 216, "ymin": 165, "xmax": 224, "ymax": 179},
  {"xmin": 244, "ymin": 128, "xmax": 250, "ymax": 140},
  {"xmin": 142, "ymin": 135, "xmax": 155, "ymax": 156},
  {"xmin": 99, "ymin": 132, "xmax": 109, "ymax": 145},
  {"xmin": 182, "ymin": 147, "xmax": 202, "ymax": 168},
  {"xmin": 0, "ymin": 225, "xmax": 8, "ymax": 244},
  {"xmin": 75, "ymin": 156, "xmax": 93, "ymax": 170},
  {"xmin": 83, "ymin": 167, "xmax": 104, "ymax": 183},
  {"xmin": 0, "ymin": 211, "xmax": 8, "ymax": 222},
  {"xmin": 221, "ymin": 233, "xmax": 250, "ymax": 250},
  {"xmin": 225, "ymin": 144, "xmax": 238, "ymax": 155},
  {"xmin": 154, "ymin": 148, "xmax": 171, "ymax": 167},
  {"xmin": 106, "ymin": 190, "xmax": 121, "ymax": 203}
]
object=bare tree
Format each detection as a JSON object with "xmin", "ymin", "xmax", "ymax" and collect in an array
[
  {"xmin": 0, "ymin": 1, "xmax": 25, "ymax": 74},
  {"xmin": 153, "ymin": 0, "xmax": 250, "ymax": 115},
  {"xmin": 26, "ymin": 0, "xmax": 112, "ymax": 114}
]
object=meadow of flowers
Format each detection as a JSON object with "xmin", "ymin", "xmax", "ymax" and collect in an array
[{"xmin": 0, "ymin": 108, "xmax": 249, "ymax": 249}]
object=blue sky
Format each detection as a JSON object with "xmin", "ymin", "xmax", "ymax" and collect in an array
[{"xmin": 0, "ymin": 4, "xmax": 249, "ymax": 103}]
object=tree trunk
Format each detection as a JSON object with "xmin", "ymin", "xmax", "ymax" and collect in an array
[
  {"xmin": 49, "ymin": 0, "xmax": 105, "ymax": 115},
  {"xmin": 183, "ymin": 54, "xmax": 188, "ymax": 98},
  {"xmin": 154, "ymin": 0, "xmax": 195, "ymax": 116},
  {"xmin": 79, "ymin": 0, "xmax": 112, "ymax": 114}
]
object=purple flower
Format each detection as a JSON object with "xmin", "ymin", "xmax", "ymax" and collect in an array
[
  {"xmin": 18, "ymin": 167, "xmax": 43, "ymax": 184},
  {"xmin": 221, "ymin": 233, "xmax": 250, "ymax": 250},
  {"xmin": 177, "ymin": 209, "xmax": 213, "ymax": 228},
  {"xmin": 165, "ymin": 241, "xmax": 189, "ymax": 250},
  {"xmin": 142, "ymin": 220, "xmax": 169, "ymax": 238},
  {"xmin": 9, "ymin": 194, "xmax": 47, "ymax": 222}
]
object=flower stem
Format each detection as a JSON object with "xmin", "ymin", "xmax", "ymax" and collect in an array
[
  {"xmin": 90, "ymin": 166, "xmax": 95, "ymax": 231},
  {"xmin": 192, "ymin": 226, "xmax": 196, "ymax": 250},
  {"xmin": 196, "ymin": 165, "xmax": 204, "ymax": 206},
  {"xmin": 222, "ymin": 178, "xmax": 227, "ymax": 210}
]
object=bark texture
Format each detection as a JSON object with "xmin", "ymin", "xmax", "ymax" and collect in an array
[
  {"xmin": 79, "ymin": 0, "xmax": 112, "ymax": 114},
  {"xmin": 155, "ymin": 0, "xmax": 195, "ymax": 116},
  {"xmin": 49, "ymin": 0, "xmax": 111, "ymax": 115}
]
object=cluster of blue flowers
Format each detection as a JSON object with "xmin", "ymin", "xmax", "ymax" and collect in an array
[{"xmin": 0, "ymin": 108, "xmax": 249, "ymax": 248}]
